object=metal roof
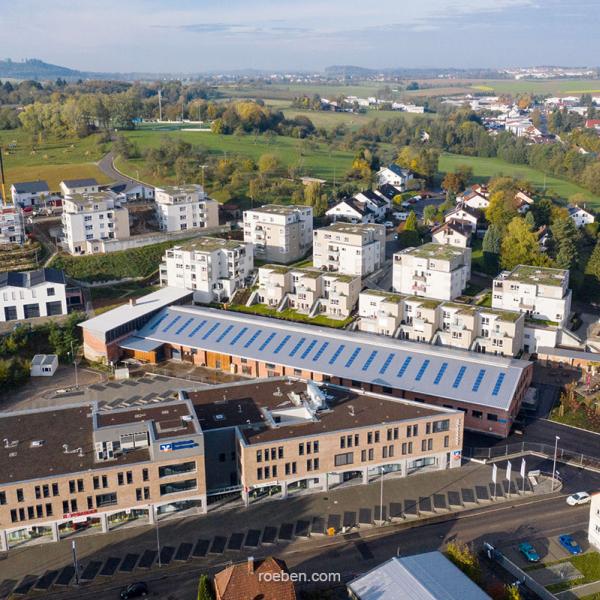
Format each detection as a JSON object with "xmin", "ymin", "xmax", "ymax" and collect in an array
[
  {"xmin": 0, "ymin": 268, "xmax": 65, "ymax": 289},
  {"xmin": 11, "ymin": 180, "xmax": 50, "ymax": 194},
  {"xmin": 129, "ymin": 306, "xmax": 529, "ymax": 411},
  {"xmin": 348, "ymin": 553, "xmax": 491, "ymax": 600},
  {"xmin": 61, "ymin": 178, "xmax": 99, "ymax": 188}
]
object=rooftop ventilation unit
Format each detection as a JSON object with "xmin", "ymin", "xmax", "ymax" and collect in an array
[{"xmin": 30, "ymin": 440, "xmax": 45, "ymax": 448}]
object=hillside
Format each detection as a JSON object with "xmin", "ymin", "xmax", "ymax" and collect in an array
[{"xmin": 0, "ymin": 58, "xmax": 82, "ymax": 79}]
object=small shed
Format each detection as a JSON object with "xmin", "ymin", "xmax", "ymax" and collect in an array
[{"xmin": 31, "ymin": 354, "xmax": 59, "ymax": 377}]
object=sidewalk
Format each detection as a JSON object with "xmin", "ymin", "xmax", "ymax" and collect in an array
[
  {"xmin": 556, "ymin": 580, "xmax": 600, "ymax": 599},
  {"xmin": 0, "ymin": 461, "xmax": 546, "ymax": 596}
]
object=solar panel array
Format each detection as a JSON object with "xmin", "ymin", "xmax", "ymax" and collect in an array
[{"xmin": 137, "ymin": 307, "xmax": 527, "ymax": 410}]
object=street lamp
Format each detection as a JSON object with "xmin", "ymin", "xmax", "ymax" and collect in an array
[{"xmin": 552, "ymin": 436, "xmax": 560, "ymax": 491}]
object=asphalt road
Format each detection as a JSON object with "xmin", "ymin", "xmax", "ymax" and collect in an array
[{"xmin": 33, "ymin": 460, "xmax": 599, "ymax": 600}]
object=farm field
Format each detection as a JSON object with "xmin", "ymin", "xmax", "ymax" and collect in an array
[
  {"xmin": 440, "ymin": 152, "xmax": 600, "ymax": 206},
  {"xmin": 116, "ymin": 128, "xmax": 360, "ymax": 185},
  {"xmin": 472, "ymin": 79, "xmax": 600, "ymax": 95},
  {"xmin": 0, "ymin": 129, "xmax": 111, "ymax": 192}
]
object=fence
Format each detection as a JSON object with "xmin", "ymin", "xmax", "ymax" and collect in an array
[{"xmin": 464, "ymin": 442, "xmax": 600, "ymax": 472}]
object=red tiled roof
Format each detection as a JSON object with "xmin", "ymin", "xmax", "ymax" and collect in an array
[{"xmin": 215, "ymin": 557, "xmax": 297, "ymax": 600}]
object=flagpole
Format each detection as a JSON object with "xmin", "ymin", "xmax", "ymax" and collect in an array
[{"xmin": 521, "ymin": 458, "xmax": 526, "ymax": 495}]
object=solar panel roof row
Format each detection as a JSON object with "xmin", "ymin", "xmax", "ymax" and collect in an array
[{"xmin": 132, "ymin": 306, "xmax": 529, "ymax": 411}]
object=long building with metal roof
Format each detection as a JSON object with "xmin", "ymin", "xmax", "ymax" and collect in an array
[{"xmin": 81, "ymin": 304, "xmax": 533, "ymax": 437}]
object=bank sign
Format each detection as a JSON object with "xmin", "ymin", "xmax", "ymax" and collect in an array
[{"xmin": 159, "ymin": 440, "xmax": 199, "ymax": 452}]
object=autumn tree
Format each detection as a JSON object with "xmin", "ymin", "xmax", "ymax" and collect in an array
[
  {"xmin": 258, "ymin": 153, "xmax": 282, "ymax": 177},
  {"xmin": 500, "ymin": 217, "xmax": 551, "ymax": 270},
  {"xmin": 446, "ymin": 542, "xmax": 482, "ymax": 584},
  {"xmin": 486, "ymin": 190, "xmax": 519, "ymax": 232}
]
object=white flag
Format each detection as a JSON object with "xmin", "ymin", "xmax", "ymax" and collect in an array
[
  {"xmin": 520, "ymin": 458, "xmax": 526, "ymax": 479},
  {"xmin": 492, "ymin": 463, "xmax": 497, "ymax": 484},
  {"xmin": 506, "ymin": 460, "xmax": 512, "ymax": 482}
]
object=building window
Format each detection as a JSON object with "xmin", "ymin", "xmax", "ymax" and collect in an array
[
  {"xmin": 375, "ymin": 431, "xmax": 380, "ymax": 443},
  {"xmin": 368, "ymin": 448, "xmax": 374, "ymax": 460},
  {"xmin": 472, "ymin": 410, "xmax": 483, "ymax": 419},
  {"xmin": 314, "ymin": 458, "xmax": 319, "ymax": 470},
  {"xmin": 444, "ymin": 435, "xmax": 449, "ymax": 448},
  {"xmin": 126, "ymin": 471, "xmax": 133, "ymax": 484},
  {"xmin": 144, "ymin": 487, "xmax": 150, "ymax": 500},
  {"xmin": 257, "ymin": 468, "xmax": 263, "ymax": 480},
  {"xmin": 340, "ymin": 437, "xmax": 346, "ymax": 449},
  {"xmin": 0, "ymin": 492, "xmax": 5, "ymax": 505},
  {"xmin": 45, "ymin": 503, "xmax": 53, "ymax": 516},
  {"xmin": 118, "ymin": 473, "xmax": 124, "ymax": 486},
  {"xmin": 487, "ymin": 413, "xmax": 498, "ymax": 422},
  {"xmin": 136, "ymin": 489, "xmax": 142, "ymax": 502},
  {"xmin": 142, "ymin": 469, "xmax": 149, "ymax": 482},
  {"xmin": 367, "ymin": 432, "xmax": 373, "ymax": 444},
  {"xmin": 428, "ymin": 439, "xmax": 433, "ymax": 451},
  {"xmin": 256, "ymin": 449, "xmax": 262, "ymax": 463},
  {"xmin": 159, "ymin": 479, "xmax": 197, "ymax": 496},
  {"xmin": 62, "ymin": 500, "xmax": 69, "ymax": 513},
  {"xmin": 96, "ymin": 493, "xmax": 118, "ymax": 508},
  {"xmin": 299, "ymin": 443, "xmax": 304, "ymax": 455},
  {"xmin": 278, "ymin": 446, "xmax": 284, "ymax": 459},
  {"xmin": 16, "ymin": 489, "xmax": 24, "ymax": 502},
  {"xmin": 361, "ymin": 450, "xmax": 366, "ymax": 461},
  {"xmin": 158, "ymin": 461, "xmax": 196, "ymax": 478},
  {"xmin": 76, "ymin": 480, "xmax": 83, "ymax": 493},
  {"xmin": 433, "ymin": 420, "xmax": 450, "ymax": 433},
  {"xmin": 313, "ymin": 441, "xmax": 319, "ymax": 453},
  {"xmin": 334, "ymin": 452, "xmax": 354, "ymax": 467}
]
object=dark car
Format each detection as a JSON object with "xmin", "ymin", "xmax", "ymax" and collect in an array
[{"xmin": 120, "ymin": 582, "xmax": 149, "ymax": 599}]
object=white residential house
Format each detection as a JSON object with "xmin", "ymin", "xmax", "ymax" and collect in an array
[
  {"xmin": 376, "ymin": 164, "xmax": 414, "ymax": 190},
  {"xmin": 61, "ymin": 191, "xmax": 130, "ymax": 255},
  {"xmin": 353, "ymin": 190, "xmax": 390, "ymax": 221},
  {"xmin": 160, "ymin": 237, "xmax": 253, "ymax": 304},
  {"xmin": 444, "ymin": 205, "xmax": 480, "ymax": 233},
  {"xmin": 10, "ymin": 180, "xmax": 50, "ymax": 208},
  {"xmin": 459, "ymin": 187, "xmax": 490, "ymax": 210},
  {"xmin": 243, "ymin": 204, "xmax": 313, "ymax": 264},
  {"xmin": 0, "ymin": 268, "xmax": 69, "ymax": 321},
  {"xmin": 393, "ymin": 243, "xmax": 471, "ymax": 301},
  {"xmin": 0, "ymin": 204, "xmax": 25, "ymax": 245},
  {"xmin": 59, "ymin": 178, "xmax": 100, "ymax": 196},
  {"xmin": 256, "ymin": 266, "xmax": 360, "ymax": 319},
  {"xmin": 325, "ymin": 198, "xmax": 375, "ymax": 224},
  {"xmin": 431, "ymin": 221, "xmax": 472, "ymax": 248},
  {"xmin": 313, "ymin": 222, "xmax": 386, "ymax": 277},
  {"xmin": 589, "ymin": 493, "xmax": 600, "ymax": 551},
  {"xmin": 568, "ymin": 205, "xmax": 595, "ymax": 228},
  {"xmin": 358, "ymin": 290, "xmax": 406, "ymax": 337},
  {"xmin": 154, "ymin": 185, "xmax": 219, "ymax": 233},
  {"xmin": 30, "ymin": 354, "xmax": 58, "ymax": 377}
]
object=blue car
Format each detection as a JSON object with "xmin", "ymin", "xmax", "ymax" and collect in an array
[
  {"xmin": 518, "ymin": 542, "xmax": 540, "ymax": 562},
  {"xmin": 558, "ymin": 535, "xmax": 582, "ymax": 555}
]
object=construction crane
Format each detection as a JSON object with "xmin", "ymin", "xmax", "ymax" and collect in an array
[{"xmin": 0, "ymin": 147, "xmax": 7, "ymax": 205}]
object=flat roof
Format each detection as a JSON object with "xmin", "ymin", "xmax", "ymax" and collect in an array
[
  {"xmin": 401, "ymin": 243, "xmax": 467, "ymax": 261},
  {"xmin": 319, "ymin": 222, "xmax": 384, "ymax": 235},
  {"xmin": 128, "ymin": 306, "xmax": 530, "ymax": 411},
  {"xmin": 188, "ymin": 379, "xmax": 447, "ymax": 445},
  {"xmin": 31, "ymin": 354, "xmax": 57, "ymax": 366},
  {"xmin": 80, "ymin": 287, "xmax": 193, "ymax": 335},
  {"xmin": 174, "ymin": 237, "xmax": 245, "ymax": 253},
  {"xmin": 0, "ymin": 405, "xmax": 149, "ymax": 485},
  {"xmin": 348, "ymin": 552, "xmax": 491, "ymax": 600},
  {"xmin": 156, "ymin": 184, "xmax": 203, "ymax": 195},
  {"xmin": 504, "ymin": 264, "xmax": 568, "ymax": 287},
  {"xmin": 247, "ymin": 204, "xmax": 308, "ymax": 216}
]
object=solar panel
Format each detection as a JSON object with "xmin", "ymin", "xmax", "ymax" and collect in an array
[
  {"xmin": 230, "ymin": 327, "xmax": 248, "ymax": 346},
  {"xmin": 313, "ymin": 342, "xmax": 329, "ymax": 361},
  {"xmin": 362, "ymin": 350, "xmax": 378, "ymax": 371},
  {"xmin": 162, "ymin": 315, "xmax": 181, "ymax": 333},
  {"xmin": 202, "ymin": 323, "xmax": 220, "ymax": 340},
  {"xmin": 289, "ymin": 337, "xmax": 306, "ymax": 357},
  {"xmin": 244, "ymin": 329, "xmax": 263, "ymax": 349},
  {"xmin": 472, "ymin": 369, "xmax": 486, "ymax": 392},
  {"xmin": 434, "ymin": 362, "xmax": 448, "ymax": 385},
  {"xmin": 397, "ymin": 356, "xmax": 412, "ymax": 378},
  {"xmin": 273, "ymin": 335, "xmax": 291, "ymax": 354},
  {"xmin": 329, "ymin": 344, "xmax": 345, "ymax": 365},
  {"xmin": 492, "ymin": 373, "xmax": 505, "ymax": 396},
  {"xmin": 148, "ymin": 314, "xmax": 168, "ymax": 331},
  {"xmin": 379, "ymin": 353, "xmax": 395, "ymax": 375},
  {"xmin": 175, "ymin": 317, "xmax": 194, "ymax": 335},
  {"xmin": 258, "ymin": 332, "xmax": 276, "ymax": 352},
  {"xmin": 452, "ymin": 366, "xmax": 467, "ymax": 388},
  {"xmin": 300, "ymin": 339, "xmax": 317, "ymax": 360},
  {"xmin": 188, "ymin": 319, "xmax": 207, "ymax": 338},
  {"xmin": 345, "ymin": 347, "xmax": 361, "ymax": 368},
  {"xmin": 216, "ymin": 325, "xmax": 234, "ymax": 343},
  {"xmin": 415, "ymin": 359, "xmax": 430, "ymax": 381}
]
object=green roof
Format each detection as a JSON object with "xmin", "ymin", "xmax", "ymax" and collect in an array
[
  {"xmin": 406, "ymin": 296, "xmax": 443, "ymax": 309},
  {"xmin": 505, "ymin": 264, "xmax": 568, "ymax": 287},
  {"xmin": 262, "ymin": 264, "xmax": 291, "ymax": 274},
  {"xmin": 405, "ymin": 242, "xmax": 466, "ymax": 261},
  {"xmin": 362, "ymin": 290, "xmax": 406, "ymax": 303},
  {"xmin": 179, "ymin": 237, "xmax": 243, "ymax": 252}
]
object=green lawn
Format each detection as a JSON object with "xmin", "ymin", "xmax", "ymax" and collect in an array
[
  {"xmin": 117, "ymin": 129, "xmax": 357, "ymax": 185},
  {"xmin": 547, "ymin": 552, "xmax": 600, "ymax": 593},
  {"xmin": 440, "ymin": 152, "xmax": 600, "ymax": 206},
  {"xmin": 228, "ymin": 303, "xmax": 354, "ymax": 329}
]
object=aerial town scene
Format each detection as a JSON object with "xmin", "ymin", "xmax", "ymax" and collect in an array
[{"xmin": 1, "ymin": 1, "xmax": 600, "ymax": 599}]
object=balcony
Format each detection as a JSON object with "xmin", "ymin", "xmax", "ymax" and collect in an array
[
  {"xmin": 519, "ymin": 300, "xmax": 534, "ymax": 309},
  {"xmin": 413, "ymin": 273, "xmax": 427, "ymax": 282}
]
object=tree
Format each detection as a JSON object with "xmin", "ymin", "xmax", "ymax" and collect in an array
[
  {"xmin": 423, "ymin": 204, "xmax": 437, "ymax": 224},
  {"xmin": 531, "ymin": 197, "xmax": 553, "ymax": 228},
  {"xmin": 258, "ymin": 153, "xmax": 282, "ymax": 177},
  {"xmin": 404, "ymin": 210, "xmax": 418, "ymax": 231},
  {"xmin": 197, "ymin": 575, "xmax": 214, "ymax": 600},
  {"xmin": 445, "ymin": 542, "xmax": 482, "ymax": 584},
  {"xmin": 500, "ymin": 217, "xmax": 550, "ymax": 270},
  {"xmin": 524, "ymin": 210, "xmax": 535, "ymax": 230},
  {"xmin": 584, "ymin": 238, "xmax": 600, "ymax": 293},
  {"xmin": 482, "ymin": 224, "xmax": 502, "ymax": 274},
  {"xmin": 551, "ymin": 216, "xmax": 580, "ymax": 271},
  {"xmin": 486, "ymin": 190, "xmax": 519, "ymax": 232}
]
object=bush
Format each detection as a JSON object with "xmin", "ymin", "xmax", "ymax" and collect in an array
[{"xmin": 446, "ymin": 542, "xmax": 482, "ymax": 584}]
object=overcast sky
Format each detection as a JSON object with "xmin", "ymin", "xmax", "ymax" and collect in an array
[{"xmin": 2, "ymin": 0, "xmax": 599, "ymax": 72}]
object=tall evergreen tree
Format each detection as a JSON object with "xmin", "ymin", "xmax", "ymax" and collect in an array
[
  {"xmin": 482, "ymin": 224, "xmax": 502, "ymax": 274},
  {"xmin": 584, "ymin": 238, "xmax": 600, "ymax": 293},
  {"xmin": 551, "ymin": 217, "xmax": 580, "ymax": 271}
]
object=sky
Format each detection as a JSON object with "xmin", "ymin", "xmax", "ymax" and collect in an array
[{"xmin": 1, "ymin": 0, "xmax": 599, "ymax": 73}]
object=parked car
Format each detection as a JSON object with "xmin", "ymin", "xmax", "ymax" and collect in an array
[
  {"xmin": 383, "ymin": 221, "xmax": 394, "ymax": 228},
  {"xmin": 558, "ymin": 534, "xmax": 582, "ymax": 555},
  {"xmin": 566, "ymin": 492, "xmax": 591, "ymax": 506},
  {"xmin": 401, "ymin": 201, "xmax": 410, "ymax": 208},
  {"xmin": 393, "ymin": 212, "xmax": 409, "ymax": 221},
  {"xmin": 518, "ymin": 542, "xmax": 540, "ymax": 563},
  {"xmin": 120, "ymin": 582, "xmax": 149, "ymax": 599}
]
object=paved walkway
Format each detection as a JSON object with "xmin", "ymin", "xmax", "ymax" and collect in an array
[
  {"xmin": 0, "ymin": 462, "xmax": 546, "ymax": 597},
  {"xmin": 556, "ymin": 580, "xmax": 600, "ymax": 599}
]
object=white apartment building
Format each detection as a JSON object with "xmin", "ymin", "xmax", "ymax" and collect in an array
[
  {"xmin": 0, "ymin": 268, "xmax": 68, "ymax": 322},
  {"xmin": 160, "ymin": 237, "xmax": 253, "ymax": 304},
  {"xmin": 492, "ymin": 265, "xmax": 571, "ymax": 326},
  {"xmin": 589, "ymin": 493, "xmax": 600, "ymax": 551},
  {"xmin": 243, "ymin": 204, "xmax": 313, "ymax": 264},
  {"xmin": 0, "ymin": 205, "xmax": 25, "ymax": 245},
  {"xmin": 393, "ymin": 243, "xmax": 471, "ymax": 301},
  {"xmin": 154, "ymin": 185, "xmax": 219, "ymax": 233},
  {"xmin": 358, "ymin": 290, "xmax": 525, "ymax": 357},
  {"xmin": 256, "ymin": 265, "xmax": 360, "ymax": 319},
  {"xmin": 61, "ymin": 191, "xmax": 130, "ymax": 255},
  {"xmin": 313, "ymin": 222, "xmax": 386, "ymax": 277},
  {"xmin": 59, "ymin": 178, "xmax": 100, "ymax": 196}
]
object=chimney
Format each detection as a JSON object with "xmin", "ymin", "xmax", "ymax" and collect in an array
[
  {"xmin": 247, "ymin": 556, "xmax": 255, "ymax": 574},
  {"xmin": 129, "ymin": 298, "xmax": 136, "ymax": 307}
]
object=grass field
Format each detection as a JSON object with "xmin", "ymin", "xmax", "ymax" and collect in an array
[
  {"xmin": 117, "ymin": 129, "xmax": 358, "ymax": 185},
  {"xmin": 0, "ymin": 129, "xmax": 111, "ymax": 192},
  {"xmin": 473, "ymin": 79, "xmax": 600, "ymax": 95},
  {"xmin": 440, "ymin": 153, "xmax": 600, "ymax": 205}
]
